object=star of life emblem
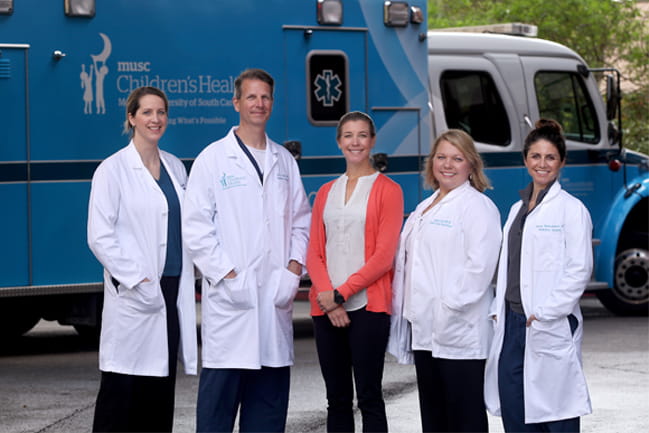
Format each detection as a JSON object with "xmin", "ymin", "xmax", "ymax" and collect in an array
[{"xmin": 313, "ymin": 69, "xmax": 342, "ymax": 107}]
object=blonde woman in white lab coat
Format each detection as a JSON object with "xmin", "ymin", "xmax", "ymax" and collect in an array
[
  {"xmin": 389, "ymin": 129, "xmax": 501, "ymax": 432},
  {"xmin": 484, "ymin": 119, "xmax": 593, "ymax": 432},
  {"xmin": 87, "ymin": 86, "xmax": 197, "ymax": 433}
]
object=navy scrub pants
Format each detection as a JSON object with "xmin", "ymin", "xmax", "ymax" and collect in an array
[
  {"xmin": 196, "ymin": 366, "xmax": 290, "ymax": 433},
  {"xmin": 498, "ymin": 304, "xmax": 580, "ymax": 433}
]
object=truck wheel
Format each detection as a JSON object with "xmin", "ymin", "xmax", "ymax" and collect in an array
[
  {"xmin": 597, "ymin": 247, "xmax": 649, "ymax": 316},
  {"xmin": 0, "ymin": 301, "xmax": 41, "ymax": 338},
  {"xmin": 73, "ymin": 324, "xmax": 101, "ymax": 344}
]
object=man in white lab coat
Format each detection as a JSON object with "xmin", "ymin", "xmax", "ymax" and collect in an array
[{"xmin": 183, "ymin": 68, "xmax": 311, "ymax": 433}]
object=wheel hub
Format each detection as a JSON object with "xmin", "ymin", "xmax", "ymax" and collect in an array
[{"xmin": 614, "ymin": 248, "xmax": 649, "ymax": 304}]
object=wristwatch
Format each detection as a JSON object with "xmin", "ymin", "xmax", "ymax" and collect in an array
[{"xmin": 333, "ymin": 289, "xmax": 345, "ymax": 305}]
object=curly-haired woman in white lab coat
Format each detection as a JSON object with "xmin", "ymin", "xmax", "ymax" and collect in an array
[{"xmin": 484, "ymin": 119, "xmax": 593, "ymax": 432}]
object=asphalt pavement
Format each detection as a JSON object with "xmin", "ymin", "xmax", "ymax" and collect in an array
[{"xmin": 0, "ymin": 297, "xmax": 647, "ymax": 433}]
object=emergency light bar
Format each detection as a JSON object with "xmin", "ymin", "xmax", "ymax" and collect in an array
[{"xmin": 431, "ymin": 22, "xmax": 538, "ymax": 37}]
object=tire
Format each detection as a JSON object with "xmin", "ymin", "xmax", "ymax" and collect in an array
[
  {"xmin": 0, "ymin": 300, "xmax": 41, "ymax": 339},
  {"xmin": 73, "ymin": 324, "xmax": 101, "ymax": 345},
  {"xmin": 597, "ymin": 246, "xmax": 649, "ymax": 316}
]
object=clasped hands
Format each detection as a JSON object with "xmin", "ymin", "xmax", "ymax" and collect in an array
[{"xmin": 317, "ymin": 290, "xmax": 350, "ymax": 328}]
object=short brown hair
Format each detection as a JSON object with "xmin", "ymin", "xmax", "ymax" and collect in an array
[
  {"xmin": 424, "ymin": 129, "xmax": 491, "ymax": 192},
  {"xmin": 234, "ymin": 68, "xmax": 274, "ymax": 100}
]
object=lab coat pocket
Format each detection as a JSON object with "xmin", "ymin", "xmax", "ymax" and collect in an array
[
  {"xmin": 221, "ymin": 271, "xmax": 254, "ymax": 309},
  {"xmin": 274, "ymin": 267, "xmax": 300, "ymax": 309},
  {"xmin": 528, "ymin": 318, "xmax": 573, "ymax": 360},
  {"xmin": 435, "ymin": 302, "xmax": 476, "ymax": 349},
  {"xmin": 532, "ymin": 232, "xmax": 563, "ymax": 271},
  {"xmin": 123, "ymin": 279, "xmax": 164, "ymax": 314},
  {"xmin": 108, "ymin": 277, "xmax": 120, "ymax": 297}
]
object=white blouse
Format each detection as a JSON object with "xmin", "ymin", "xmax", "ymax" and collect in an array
[{"xmin": 323, "ymin": 172, "xmax": 379, "ymax": 311}]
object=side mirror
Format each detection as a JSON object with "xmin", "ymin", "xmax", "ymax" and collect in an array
[
  {"xmin": 605, "ymin": 74, "xmax": 620, "ymax": 121},
  {"xmin": 608, "ymin": 121, "xmax": 621, "ymax": 147}
]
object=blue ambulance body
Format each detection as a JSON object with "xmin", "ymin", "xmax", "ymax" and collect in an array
[{"xmin": 0, "ymin": 0, "xmax": 430, "ymax": 336}]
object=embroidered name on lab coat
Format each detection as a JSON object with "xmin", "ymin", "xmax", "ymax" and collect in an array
[
  {"xmin": 430, "ymin": 218, "xmax": 453, "ymax": 228},
  {"xmin": 219, "ymin": 173, "xmax": 247, "ymax": 190},
  {"xmin": 535, "ymin": 224, "xmax": 563, "ymax": 233}
]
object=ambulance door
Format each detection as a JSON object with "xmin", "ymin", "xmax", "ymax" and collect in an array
[
  {"xmin": 282, "ymin": 27, "xmax": 367, "ymax": 158},
  {"xmin": 0, "ymin": 44, "xmax": 30, "ymax": 287}
]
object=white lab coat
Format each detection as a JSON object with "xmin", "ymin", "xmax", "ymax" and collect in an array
[
  {"xmin": 182, "ymin": 127, "xmax": 311, "ymax": 369},
  {"xmin": 87, "ymin": 142, "xmax": 198, "ymax": 377},
  {"xmin": 388, "ymin": 181, "xmax": 501, "ymax": 363},
  {"xmin": 484, "ymin": 181, "xmax": 593, "ymax": 423}
]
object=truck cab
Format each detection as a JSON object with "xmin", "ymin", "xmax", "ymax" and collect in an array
[{"xmin": 426, "ymin": 29, "xmax": 649, "ymax": 315}]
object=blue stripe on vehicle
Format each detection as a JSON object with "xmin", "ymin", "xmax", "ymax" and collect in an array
[{"xmin": 0, "ymin": 150, "xmax": 627, "ymax": 183}]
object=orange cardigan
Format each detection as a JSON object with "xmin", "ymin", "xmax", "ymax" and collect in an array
[{"xmin": 306, "ymin": 173, "xmax": 404, "ymax": 316}]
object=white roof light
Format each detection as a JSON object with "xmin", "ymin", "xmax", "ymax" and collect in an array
[
  {"xmin": 410, "ymin": 6, "xmax": 424, "ymax": 24},
  {"xmin": 0, "ymin": 0, "xmax": 13, "ymax": 15},
  {"xmin": 64, "ymin": 0, "xmax": 96, "ymax": 17},
  {"xmin": 317, "ymin": 0, "xmax": 343, "ymax": 25},
  {"xmin": 384, "ymin": 1, "xmax": 410, "ymax": 27},
  {"xmin": 431, "ymin": 22, "xmax": 538, "ymax": 37}
]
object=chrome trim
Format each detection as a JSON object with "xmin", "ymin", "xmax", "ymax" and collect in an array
[
  {"xmin": 0, "ymin": 283, "xmax": 103, "ymax": 298},
  {"xmin": 282, "ymin": 25, "xmax": 367, "ymax": 32}
]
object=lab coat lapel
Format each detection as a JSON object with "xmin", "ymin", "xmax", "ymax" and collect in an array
[
  {"xmin": 125, "ymin": 141, "xmax": 162, "ymax": 193},
  {"xmin": 160, "ymin": 152, "xmax": 185, "ymax": 199},
  {"xmin": 225, "ymin": 129, "xmax": 263, "ymax": 187},
  {"xmin": 264, "ymin": 137, "xmax": 278, "ymax": 186}
]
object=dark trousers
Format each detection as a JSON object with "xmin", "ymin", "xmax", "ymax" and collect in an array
[
  {"xmin": 196, "ymin": 366, "xmax": 290, "ymax": 433},
  {"xmin": 413, "ymin": 351, "xmax": 488, "ymax": 433},
  {"xmin": 313, "ymin": 308, "xmax": 390, "ymax": 433},
  {"xmin": 92, "ymin": 276, "xmax": 180, "ymax": 432},
  {"xmin": 498, "ymin": 305, "xmax": 580, "ymax": 433}
]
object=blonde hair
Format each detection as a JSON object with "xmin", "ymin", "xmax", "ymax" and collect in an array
[{"xmin": 424, "ymin": 129, "xmax": 491, "ymax": 192}]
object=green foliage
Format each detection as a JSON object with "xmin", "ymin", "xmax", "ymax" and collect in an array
[
  {"xmin": 623, "ymin": 86, "xmax": 649, "ymax": 155},
  {"xmin": 427, "ymin": 0, "xmax": 649, "ymax": 153}
]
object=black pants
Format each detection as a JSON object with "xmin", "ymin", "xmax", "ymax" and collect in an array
[
  {"xmin": 413, "ymin": 351, "xmax": 488, "ymax": 433},
  {"xmin": 92, "ymin": 276, "xmax": 180, "ymax": 433},
  {"xmin": 313, "ymin": 308, "xmax": 390, "ymax": 433}
]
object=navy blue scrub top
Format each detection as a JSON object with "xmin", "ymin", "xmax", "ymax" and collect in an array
[{"xmin": 156, "ymin": 163, "xmax": 182, "ymax": 277}]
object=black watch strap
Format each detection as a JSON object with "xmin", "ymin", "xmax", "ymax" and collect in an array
[{"xmin": 333, "ymin": 289, "xmax": 345, "ymax": 305}]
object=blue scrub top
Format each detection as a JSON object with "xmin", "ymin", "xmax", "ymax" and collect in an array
[{"xmin": 156, "ymin": 163, "xmax": 182, "ymax": 277}]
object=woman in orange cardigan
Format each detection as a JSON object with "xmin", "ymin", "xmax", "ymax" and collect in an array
[{"xmin": 307, "ymin": 111, "xmax": 404, "ymax": 432}]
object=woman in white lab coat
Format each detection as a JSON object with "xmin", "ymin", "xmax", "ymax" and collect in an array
[
  {"xmin": 484, "ymin": 119, "xmax": 593, "ymax": 432},
  {"xmin": 388, "ymin": 129, "xmax": 501, "ymax": 432},
  {"xmin": 87, "ymin": 86, "xmax": 197, "ymax": 433}
]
